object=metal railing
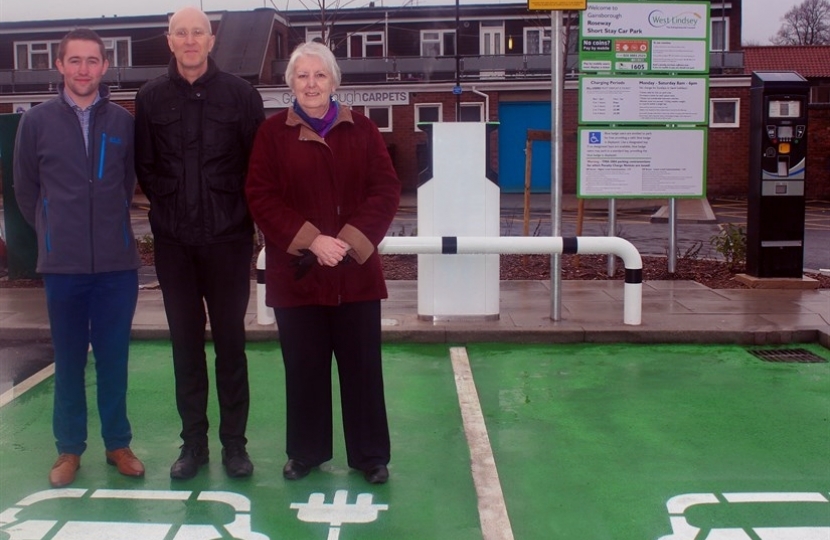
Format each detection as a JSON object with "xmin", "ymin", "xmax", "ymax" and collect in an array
[
  {"xmin": 1, "ymin": 50, "xmax": 743, "ymax": 94},
  {"xmin": 0, "ymin": 66, "xmax": 167, "ymax": 94},
  {"xmin": 270, "ymin": 51, "xmax": 743, "ymax": 84},
  {"xmin": 255, "ymin": 236, "xmax": 644, "ymax": 327}
]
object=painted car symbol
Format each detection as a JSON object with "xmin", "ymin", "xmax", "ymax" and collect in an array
[
  {"xmin": 658, "ymin": 491, "xmax": 830, "ymax": 540},
  {"xmin": 0, "ymin": 488, "xmax": 269, "ymax": 540}
]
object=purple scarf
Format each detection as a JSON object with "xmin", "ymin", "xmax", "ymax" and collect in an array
[{"xmin": 294, "ymin": 100, "xmax": 339, "ymax": 137}]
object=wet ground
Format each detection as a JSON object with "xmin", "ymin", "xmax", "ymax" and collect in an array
[{"xmin": 0, "ymin": 339, "xmax": 52, "ymax": 402}]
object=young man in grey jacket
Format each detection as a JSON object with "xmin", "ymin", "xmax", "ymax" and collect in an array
[{"xmin": 13, "ymin": 28, "xmax": 144, "ymax": 488}]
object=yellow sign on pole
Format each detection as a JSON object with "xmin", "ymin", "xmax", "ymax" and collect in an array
[{"xmin": 528, "ymin": 0, "xmax": 587, "ymax": 10}]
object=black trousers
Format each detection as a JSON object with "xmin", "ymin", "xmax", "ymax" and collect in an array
[
  {"xmin": 155, "ymin": 239, "xmax": 253, "ymax": 448},
  {"xmin": 274, "ymin": 300, "xmax": 391, "ymax": 470}
]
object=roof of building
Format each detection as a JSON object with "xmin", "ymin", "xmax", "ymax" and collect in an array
[
  {"xmin": 211, "ymin": 9, "xmax": 275, "ymax": 83},
  {"xmin": 743, "ymin": 45, "xmax": 830, "ymax": 78}
]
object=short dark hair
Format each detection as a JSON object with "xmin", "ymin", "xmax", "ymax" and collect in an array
[{"xmin": 57, "ymin": 28, "xmax": 107, "ymax": 63}]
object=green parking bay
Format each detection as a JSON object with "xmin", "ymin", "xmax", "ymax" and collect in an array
[{"xmin": 1, "ymin": 342, "xmax": 828, "ymax": 539}]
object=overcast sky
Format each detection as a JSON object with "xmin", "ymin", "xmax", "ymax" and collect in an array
[{"xmin": 0, "ymin": 0, "xmax": 803, "ymax": 46}]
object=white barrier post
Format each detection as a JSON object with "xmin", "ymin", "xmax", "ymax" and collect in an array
[
  {"xmin": 255, "ymin": 247, "xmax": 275, "ymax": 326},
  {"xmin": 378, "ymin": 236, "xmax": 643, "ymax": 326}
]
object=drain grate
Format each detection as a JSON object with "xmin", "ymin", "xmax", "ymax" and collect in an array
[{"xmin": 748, "ymin": 348, "xmax": 828, "ymax": 364}]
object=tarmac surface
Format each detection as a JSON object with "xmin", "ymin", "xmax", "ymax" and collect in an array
[{"xmin": 1, "ymin": 193, "xmax": 828, "ymax": 348}]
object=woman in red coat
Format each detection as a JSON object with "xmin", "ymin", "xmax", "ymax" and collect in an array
[{"xmin": 245, "ymin": 41, "xmax": 401, "ymax": 484}]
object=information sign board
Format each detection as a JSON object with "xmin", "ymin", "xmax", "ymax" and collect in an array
[
  {"xmin": 579, "ymin": 75, "xmax": 708, "ymax": 124},
  {"xmin": 578, "ymin": 127, "xmax": 707, "ymax": 197},
  {"xmin": 578, "ymin": 1, "xmax": 709, "ymax": 74}
]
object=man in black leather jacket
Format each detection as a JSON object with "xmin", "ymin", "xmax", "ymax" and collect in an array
[{"xmin": 134, "ymin": 6, "xmax": 265, "ymax": 480}]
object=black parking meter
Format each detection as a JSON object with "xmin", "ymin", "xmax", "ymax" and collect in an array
[{"xmin": 747, "ymin": 72, "xmax": 809, "ymax": 278}]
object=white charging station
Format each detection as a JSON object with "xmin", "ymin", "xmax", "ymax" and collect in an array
[{"xmin": 416, "ymin": 122, "xmax": 500, "ymax": 320}]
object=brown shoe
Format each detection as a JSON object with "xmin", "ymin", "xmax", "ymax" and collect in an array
[
  {"xmin": 105, "ymin": 447, "xmax": 145, "ymax": 477},
  {"xmin": 49, "ymin": 453, "xmax": 80, "ymax": 488}
]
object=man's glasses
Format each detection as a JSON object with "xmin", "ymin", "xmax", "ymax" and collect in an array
[{"xmin": 169, "ymin": 28, "xmax": 209, "ymax": 40}]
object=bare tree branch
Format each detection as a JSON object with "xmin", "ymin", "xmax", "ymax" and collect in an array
[{"xmin": 772, "ymin": 0, "xmax": 830, "ymax": 45}]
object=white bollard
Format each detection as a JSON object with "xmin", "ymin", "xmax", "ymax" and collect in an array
[{"xmin": 256, "ymin": 247, "xmax": 275, "ymax": 326}]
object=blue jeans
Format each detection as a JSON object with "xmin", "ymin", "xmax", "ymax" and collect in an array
[{"xmin": 43, "ymin": 270, "xmax": 138, "ymax": 455}]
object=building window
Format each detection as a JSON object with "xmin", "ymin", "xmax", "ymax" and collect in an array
[
  {"xmin": 306, "ymin": 28, "xmax": 334, "ymax": 47},
  {"xmin": 367, "ymin": 106, "xmax": 392, "ymax": 132},
  {"xmin": 460, "ymin": 102, "xmax": 483, "ymax": 122},
  {"xmin": 15, "ymin": 38, "xmax": 131, "ymax": 69},
  {"xmin": 711, "ymin": 18, "xmax": 729, "ymax": 51},
  {"xmin": 525, "ymin": 27, "xmax": 551, "ymax": 55},
  {"xmin": 15, "ymin": 41, "xmax": 59, "ymax": 70},
  {"xmin": 566, "ymin": 27, "xmax": 579, "ymax": 54},
  {"xmin": 102, "ymin": 38, "xmax": 131, "ymax": 67},
  {"xmin": 415, "ymin": 103, "xmax": 442, "ymax": 131},
  {"xmin": 421, "ymin": 30, "xmax": 455, "ymax": 57},
  {"xmin": 709, "ymin": 98, "xmax": 739, "ymax": 128},
  {"xmin": 810, "ymin": 85, "xmax": 830, "ymax": 104},
  {"xmin": 348, "ymin": 31, "xmax": 384, "ymax": 58},
  {"xmin": 480, "ymin": 21, "xmax": 504, "ymax": 56}
]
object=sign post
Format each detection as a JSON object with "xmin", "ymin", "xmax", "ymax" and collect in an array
[{"xmin": 527, "ymin": 0, "xmax": 588, "ymax": 321}]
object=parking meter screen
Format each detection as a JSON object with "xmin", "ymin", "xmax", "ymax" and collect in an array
[
  {"xmin": 778, "ymin": 125, "xmax": 793, "ymax": 139},
  {"xmin": 768, "ymin": 99, "xmax": 801, "ymax": 118}
]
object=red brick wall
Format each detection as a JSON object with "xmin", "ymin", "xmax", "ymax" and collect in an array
[
  {"xmin": 806, "ymin": 105, "xmax": 830, "ymax": 200},
  {"xmin": 115, "ymin": 100, "xmax": 136, "ymax": 115},
  {"xmin": 706, "ymin": 86, "xmax": 752, "ymax": 197}
]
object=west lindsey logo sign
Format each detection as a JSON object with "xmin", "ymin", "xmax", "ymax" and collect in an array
[{"xmin": 648, "ymin": 9, "xmax": 702, "ymax": 31}]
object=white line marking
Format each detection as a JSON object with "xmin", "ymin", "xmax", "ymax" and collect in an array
[
  {"xmin": 724, "ymin": 492, "xmax": 829, "ymax": 503},
  {"xmin": 450, "ymin": 346, "xmax": 515, "ymax": 540},
  {"xmin": 0, "ymin": 363, "xmax": 55, "ymax": 408},
  {"xmin": 17, "ymin": 489, "xmax": 86, "ymax": 506},
  {"xmin": 91, "ymin": 489, "xmax": 192, "ymax": 501}
]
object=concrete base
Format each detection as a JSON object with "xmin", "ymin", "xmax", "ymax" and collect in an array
[
  {"xmin": 734, "ymin": 273, "xmax": 820, "ymax": 290},
  {"xmin": 650, "ymin": 198, "xmax": 717, "ymax": 224}
]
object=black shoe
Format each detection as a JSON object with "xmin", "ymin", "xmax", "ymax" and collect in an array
[
  {"xmin": 282, "ymin": 459, "xmax": 312, "ymax": 480},
  {"xmin": 363, "ymin": 464, "xmax": 389, "ymax": 484},
  {"xmin": 222, "ymin": 445, "xmax": 253, "ymax": 478},
  {"xmin": 170, "ymin": 445, "xmax": 209, "ymax": 480}
]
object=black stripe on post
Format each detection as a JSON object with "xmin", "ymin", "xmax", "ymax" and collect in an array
[
  {"xmin": 442, "ymin": 237, "xmax": 458, "ymax": 254},
  {"xmin": 257, "ymin": 269, "xmax": 266, "ymax": 284},
  {"xmin": 625, "ymin": 268, "xmax": 643, "ymax": 284},
  {"xmin": 562, "ymin": 237, "xmax": 578, "ymax": 254}
]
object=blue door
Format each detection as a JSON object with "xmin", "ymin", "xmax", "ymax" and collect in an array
[{"xmin": 497, "ymin": 101, "xmax": 552, "ymax": 193}]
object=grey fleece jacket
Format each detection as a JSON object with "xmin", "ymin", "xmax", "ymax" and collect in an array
[{"xmin": 13, "ymin": 84, "xmax": 140, "ymax": 274}]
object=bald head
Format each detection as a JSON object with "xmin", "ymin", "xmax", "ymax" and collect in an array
[
  {"xmin": 168, "ymin": 6, "xmax": 211, "ymax": 35},
  {"xmin": 167, "ymin": 5, "xmax": 215, "ymax": 83}
]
